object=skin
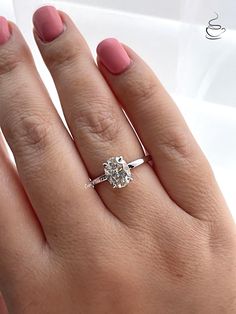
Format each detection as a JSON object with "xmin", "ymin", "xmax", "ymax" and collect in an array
[{"xmin": 0, "ymin": 11, "xmax": 235, "ymax": 314}]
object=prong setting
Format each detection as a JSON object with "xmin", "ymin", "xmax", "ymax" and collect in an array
[
  {"xmin": 86, "ymin": 155, "xmax": 151, "ymax": 189},
  {"xmin": 103, "ymin": 156, "xmax": 132, "ymax": 188}
]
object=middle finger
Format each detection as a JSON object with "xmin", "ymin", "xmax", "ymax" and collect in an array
[{"xmin": 0, "ymin": 20, "xmax": 105, "ymax": 248}]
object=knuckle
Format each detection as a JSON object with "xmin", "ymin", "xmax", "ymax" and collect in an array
[
  {"xmin": 43, "ymin": 38, "xmax": 84, "ymax": 72},
  {"xmin": 124, "ymin": 72, "xmax": 158, "ymax": 104},
  {"xmin": 122, "ymin": 68, "xmax": 194, "ymax": 161},
  {"xmin": 75, "ymin": 99, "xmax": 120, "ymax": 144},
  {"xmin": 2, "ymin": 112, "xmax": 52, "ymax": 156},
  {"xmin": 157, "ymin": 125, "xmax": 193, "ymax": 161},
  {"xmin": 0, "ymin": 43, "xmax": 31, "ymax": 77},
  {"xmin": 0, "ymin": 53, "xmax": 23, "ymax": 77}
]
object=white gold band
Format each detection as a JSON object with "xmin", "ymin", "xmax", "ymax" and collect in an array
[{"xmin": 85, "ymin": 154, "xmax": 152, "ymax": 189}]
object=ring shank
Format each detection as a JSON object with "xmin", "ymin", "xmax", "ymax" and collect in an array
[{"xmin": 127, "ymin": 154, "xmax": 152, "ymax": 169}]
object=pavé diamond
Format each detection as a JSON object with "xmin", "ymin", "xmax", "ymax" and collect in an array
[{"xmin": 103, "ymin": 156, "xmax": 133, "ymax": 188}]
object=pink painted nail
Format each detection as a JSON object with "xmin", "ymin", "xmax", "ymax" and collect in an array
[
  {"xmin": 97, "ymin": 38, "xmax": 131, "ymax": 74},
  {"xmin": 0, "ymin": 17, "xmax": 10, "ymax": 45},
  {"xmin": 33, "ymin": 6, "xmax": 64, "ymax": 42}
]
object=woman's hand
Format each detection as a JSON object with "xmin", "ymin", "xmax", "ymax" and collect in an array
[{"xmin": 0, "ymin": 6, "xmax": 235, "ymax": 314}]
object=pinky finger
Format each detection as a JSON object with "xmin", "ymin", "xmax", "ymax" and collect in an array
[{"xmin": 96, "ymin": 39, "xmax": 232, "ymax": 223}]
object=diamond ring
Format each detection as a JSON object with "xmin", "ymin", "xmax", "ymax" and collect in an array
[{"xmin": 85, "ymin": 155, "xmax": 152, "ymax": 189}]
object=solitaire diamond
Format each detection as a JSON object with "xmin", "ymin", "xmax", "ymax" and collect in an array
[{"xmin": 103, "ymin": 156, "xmax": 133, "ymax": 188}]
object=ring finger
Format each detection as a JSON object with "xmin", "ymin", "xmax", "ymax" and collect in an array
[{"xmin": 33, "ymin": 7, "xmax": 170, "ymax": 224}]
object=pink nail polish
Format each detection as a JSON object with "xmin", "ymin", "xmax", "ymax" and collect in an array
[
  {"xmin": 0, "ymin": 17, "xmax": 10, "ymax": 45},
  {"xmin": 97, "ymin": 38, "xmax": 131, "ymax": 74},
  {"xmin": 33, "ymin": 6, "xmax": 64, "ymax": 42}
]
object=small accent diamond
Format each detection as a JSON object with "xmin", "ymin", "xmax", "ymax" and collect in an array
[{"xmin": 103, "ymin": 156, "xmax": 133, "ymax": 188}]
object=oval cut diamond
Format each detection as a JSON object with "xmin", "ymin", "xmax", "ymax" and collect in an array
[{"xmin": 104, "ymin": 156, "xmax": 132, "ymax": 188}]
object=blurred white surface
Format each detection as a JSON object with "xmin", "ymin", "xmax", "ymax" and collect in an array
[
  {"xmin": 0, "ymin": 0, "xmax": 15, "ymax": 21},
  {"xmin": 1, "ymin": 0, "xmax": 235, "ymax": 219}
]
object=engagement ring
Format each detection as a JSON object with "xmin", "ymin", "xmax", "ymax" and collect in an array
[{"xmin": 85, "ymin": 155, "xmax": 151, "ymax": 189}]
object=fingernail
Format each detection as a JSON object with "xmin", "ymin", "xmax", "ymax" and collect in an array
[
  {"xmin": 33, "ymin": 6, "xmax": 64, "ymax": 42},
  {"xmin": 0, "ymin": 17, "xmax": 10, "ymax": 45},
  {"xmin": 96, "ymin": 38, "xmax": 131, "ymax": 74}
]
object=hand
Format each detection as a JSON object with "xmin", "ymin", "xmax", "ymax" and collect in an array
[{"xmin": 0, "ymin": 6, "xmax": 235, "ymax": 314}]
